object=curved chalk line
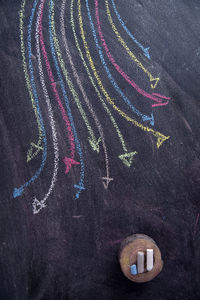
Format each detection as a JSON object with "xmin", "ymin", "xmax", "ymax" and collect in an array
[
  {"xmin": 39, "ymin": 0, "xmax": 84, "ymax": 198},
  {"xmin": 60, "ymin": 0, "xmax": 113, "ymax": 188},
  {"xmin": 86, "ymin": 0, "xmax": 155, "ymax": 125},
  {"xmin": 78, "ymin": 0, "xmax": 169, "ymax": 149},
  {"xmin": 110, "ymin": 0, "xmax": 151, "ymax": 60},
  {"xmin": 20, "ymin": 0, "xmax": 43, "ymax": 162},
  {"xmin": 19, "ymin": 0, "xmax": 43, "ymax": 163},
  {"xmin": 96, "ymin": 0, "xmax": 169, "ymax": 109},
  {"xmin": 105, "ymin": 0, "xmax": 168, "ymax": 92},
  {"xmin": 32, "ymin": 0, "xmax": 59, "ymax": 214},
  {"xmin": 13, "ymin": 0, "xmax": 47, "ymax": 199},
  {"xmin": 70, "ymin": 0, "xmax": 137, "ymax": 167},
  {"xmin": 51, "ymin": 0, "xmax": 101, "ymax": 155},
  {"xmin": 49, "ymin": 0, "xmax": 84, "ymax": 199}
]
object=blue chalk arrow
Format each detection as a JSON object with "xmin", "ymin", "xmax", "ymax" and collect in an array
[
  {"xmin": 111, "ymin": 0, "xmax": 151, "ymax": 60},
  {"xmin": 85, "ymin": 0, "xmax": 154, "ymax": 126}
]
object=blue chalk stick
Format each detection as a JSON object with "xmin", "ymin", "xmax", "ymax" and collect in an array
[{"xmin": 130, "ymin": 264, "xmax": 137, "ymax": 275}]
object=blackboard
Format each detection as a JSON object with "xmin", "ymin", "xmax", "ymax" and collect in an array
[{"xmin": 0, "ymin": 0, "xmax": 200, "ymax": 299}]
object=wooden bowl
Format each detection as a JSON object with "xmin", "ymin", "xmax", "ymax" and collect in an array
[{"xmin": 119, "ymin": 234, "xmax": 163, "ymax": 283}]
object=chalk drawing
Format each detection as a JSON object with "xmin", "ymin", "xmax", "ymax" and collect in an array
[
  {"xmin": 32, "ymin": 0, "xmax": 59, "ymax": 214},
  {"xmin": 19, "ymin": 0, "xmax": 43, "ymax": 162},
  {"xmin": 27, "ymin": 0, "xmax": 47, "ymax": 165},
  {"xmin": 85, "ymin": 0, "xmax": 155, "ymax": 125},
  {"xmin": 51, "ymin": 0, "xmax": 101, "ymax": 154},
  {"xmin": 39, "ymin": 0, "xmax": 75, "ymax": 171},
  {"xmin": 105, "ymin": 0, "xmax": 160, "ymax": 89},
  {"xmin": 13, "ymin": 0, "xmax": 173, "ymax": 213},
  {"xmin": 70, "ymin": 0, "xmax": 138, "ymax": 167},
  {"xmin": 39, "ymin": 0, "xmax": 85, "ymax": 199},
  {"xmin": 59, "ymin": 0, "xmax": 113, "ymax": 188},
  {"xmin": 96, "ymin": 0, "xmax": 169, "ymax": 108},
  {"xmin": 87, "ymin": 0, "xmax": 156, "ymax": 124},
  {"xmin": 13, "ymin": 0, "xmax": 47, "ymax": 199},
  {"xmin": 79, "ymin": 0, "xmax": 170, "ymax": 148},
  {"xmin": 110, "ymin": 0, "xmax": 151, "ymax": 59},
  {"xmin": 49, "ymin": 0, "xmax": 85, "ymax": 199}
]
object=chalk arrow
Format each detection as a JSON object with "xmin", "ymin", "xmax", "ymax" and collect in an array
[
  {"xmin": 13, "ymin": 186, "xmax": 24, "ymax": 198},
  {"xmin": 63, "ymin": 157, "xmax": 80, "ymax": 174},
  {"xmin": 118, "ymin": 151, "xmax": 137, "ymax": 167},
  {"xmin": 157, "ymin": 135, "xmax": 170, "ymax": 148},
  {"xmin": 88, "ymin": 136, "xmax": 101, "ymax": 153},
  {"xmin": 150, "ymin": 77, "xmax": 160, "ymax": 89},
  {"xmin": 74, "ymin": 184, "xmax": 85, "ymax": 199},
  {"xmin": 143, "ymin": 47, "xmax": 150, "ymax": 60},
  {"xmin": 110, "ymin": 0, "xmax": 151, "ymax": 60},
  {"xmin": 102, "ymin": 177, "xmax": 114, "ymax": 189},
  {"xmin": 32, "ymin": 198, "xmax": 46, "ymax": 214},
  {"xmin": 142, "ymin": 112, "xmax": 154, "ymax": 126},
  {"xmin": 27, "ymin": 142, "xmax": 43, "ymax": 162},
  {"xmin": 104, "ymin": 0, "xmax": 160, "ymax": 90}
]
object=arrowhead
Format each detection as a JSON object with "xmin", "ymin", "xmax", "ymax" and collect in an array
[
  {"xmin": 27, "ymin": 142, "xmax": 43, "ymax": 162},
  {"xmin": 88, "ymin": 137, "xmax": 101, "ymax": 153},
  {"xmin": 118, "ymin": 151, "xmax": 137, "ymax": 167},
  {"xmin": 74, "ymin": 184, "xmax": 85, "ymax": 199},
  {"xmin": 32, "ymin": 198, "xmax": 46, "ymax": 214},
  {"xmin": 144, "ymin": 47, "xmax": 151, "ymax": 60},
  {"xmin": 156, "ymin": 135, "xmax": 170, "ymax": 148},
  {"xmin": 63, "ymin": 157, "xmax": 80, "ymax": 174},
  {"xmin": 102, "ymin": 177, "xmax": 113, "ymax": 189},
  {"xmin": 142, "ymin": 112, "xmax": 154, "ymax": 126},
  {"xmin": 13, "ymin": 186, "xmax": 24, "ymax": 198},
  {"xmin": 150, "ymin": 77, "xmax": 160, "ymax": 89}
]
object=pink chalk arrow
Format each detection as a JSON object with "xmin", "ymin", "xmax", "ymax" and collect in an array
[{"xmin": 63, "ymin": 157, "xmax": 80, "ymax": 174}]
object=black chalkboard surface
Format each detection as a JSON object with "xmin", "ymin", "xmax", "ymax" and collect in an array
[{"xmin": 0, "ymin": 0, "xmax": 200, "ymax": 299}]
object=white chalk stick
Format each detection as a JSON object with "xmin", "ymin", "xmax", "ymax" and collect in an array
[
  {"xmin": 137, "ymin": 251, "xmax": 144, "ymax": 273},
  {"xmin": 146, "ymin": 249, "xmax": 154, "ymax": 271}
]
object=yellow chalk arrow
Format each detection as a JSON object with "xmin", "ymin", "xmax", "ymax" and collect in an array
[
  {"xmin": 77, "ymin": 0, "xmax": 169, "ymax": 148},
  {"xmin": 19, "ymin": 0, "xmax": 43, "ymax": 163},
  {"xmin": 105, "ymin": 0, "xmax": 160, "ymax": 89}
]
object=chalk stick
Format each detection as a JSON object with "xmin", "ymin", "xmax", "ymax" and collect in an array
[
  {"xmin": 130, "ymin": 264, "xmax": 137, "ymax": 275},
  {"xmin": 137, "ymin": 251, "xmax": 144, "ymax": 273},
  {"xmin": 119, "ymin": 234, "xmax": 163, "ymax": 283},
  {"xmin": 146, "ymin": 249, "xmax": 154, "ymax": 271}
]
